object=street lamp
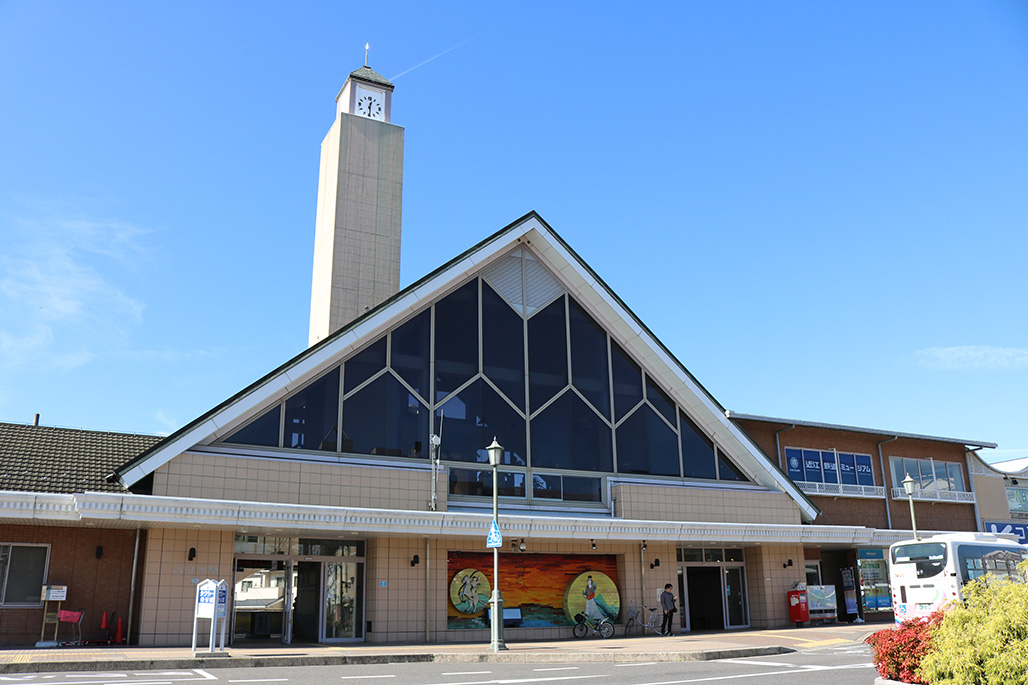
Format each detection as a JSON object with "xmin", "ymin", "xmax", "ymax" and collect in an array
[
  {"xmin": 901, "ymin": 473, "xmax": 920, "ymax": 540},
  {"xmin": 486, "ymin": 437, "xmax": 507, "ymax": 652}
]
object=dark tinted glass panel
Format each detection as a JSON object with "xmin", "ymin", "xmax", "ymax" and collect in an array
[
  {"xmin": 391, "ymin": 310, "xmax": 431, "ymax": 400},
  {"xmin": 838, "ymin": 453, "xmax": 857, "ymax": 485},
  {"xmin": 434, "ymin": 280, "xmax": 479, "ymax": 396},
  {"xmin": 680, "ymin": 548, "xmax": 703, "ymax": 562},
  {"xmin": 341, "ymin": 373, "xmax": 429, "ymax": 458},
  {"xmin": 717, "ymin": 449, "xmax": 749, "ymax": 482},
  {"xmin": 285, "ymin": 368, "xmax": 339, "ymax": 452},
  {"xmin": 530, "ymin": 391, "xmax": 613, "ymax": 472},
  {"xmin": 5, "ymin": 546, "xmax": 48, "ymax": 603},
  {"xmin": 611, "ymin": 341, "xmax": 642, "ymax": 422},
  {"xmin": 680, "ymin": 411, "xmax": 715, "ymax": 479},
  {"xmin": 528, "ymin": 297, "xmax": 568, "ymax": 412},
  {"xmin": 344, "ymin": 338, "xmax": 386, "ymax": 394},
  {"xmin": 532, "ymin": 473, "xmax": 562, "ymax": 499},
  {"xmin": 704, "ymin": 548, "xmax": 724, "ymax": 562},
  {"xmin": 645, "ymin": 376, "xmax": 675, "ymax": 425},
  {"xmin": 482, "ymin": 283, "xmax": 525, "ymax": 408},
  {"xmin": 725, "ymin": 548, "xmax": 744, "ymax": 562},
  {"xmin": 821, "ymin": 451, "xmax": 839, "ymax": 484},
  {"xmin": 616, "ymin": 405, "xmax": 680, "ymax": 476},
  {"xmin": 224, "ymin": 405, "xmax": 281, "ymax": 447},
  {"xmin": 449, "ymin": 469, "xmax": 525, "ymax": 498},
  {"xmin": 436, "ymin": 379, "xmax": 526, "ymax": 465},
  {"xmin": 855, "ymin": 454, "xmax": 874, "ymax": 486},
  {"xmin": 298, "ymin": 540, "xmax": 365, "ymax": 557},
  {"xmin": 569, "ymin": 299, "xmax": 610, "ymax": 419},
  {"xmin": 563, "ymin": 476, "xmax": 603, "ymax": 502}
]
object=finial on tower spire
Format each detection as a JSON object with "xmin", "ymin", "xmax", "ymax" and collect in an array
[{"xmin": 364, "ymin": 42, "xmax": 369, "ymax": 66}]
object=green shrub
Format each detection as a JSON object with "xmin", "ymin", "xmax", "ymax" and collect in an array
[
  {"xmin": 918, "ymin": 561, "xmax": 1028, "ymax": 685},
  {"xmin": 866, "ymin": 612, "xmax": 943, "ymax": 684}
]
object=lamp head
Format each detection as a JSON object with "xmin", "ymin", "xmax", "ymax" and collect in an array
[
  {"xmin": 486, "ymin": 437, "xmax": 503, "ymax": 467},
  {"xmin": 902, "ymin": 473, "xmax": 916, "ymax": 496}
]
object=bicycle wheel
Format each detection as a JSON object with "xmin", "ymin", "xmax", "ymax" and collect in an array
[
  {"xmin": 624, "ymin": 617, "xmax": 638, "ymax": 636},
  {"xmin": 599, "ymin": 621, "xmax": 615, "ymax": 639},
  {"xmin": 572, "ymin": 622, "xmax": 588, "ymax": 638}
]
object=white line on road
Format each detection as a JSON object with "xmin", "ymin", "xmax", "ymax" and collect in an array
[
  {"xmin": 614, "ymin": 663, "xmax": 656, "ymax": 668},
  {"xmin": 441, "ymin": 674, "xmax": 492, "ymax": 677},
  {"xmin": 192, "ymin": 672, "xmax": 218, "ymax": 682},
  {"xmin": 227, "ymin": 680, "xmax": 290, "ymax": 683},
  {"xmin": 632, "ymin": 663, "xmax": 875, "ymax": 684},
  {"xmin": 422, "ymin": 676, "xmax": 604, "ymax": 685},
  {"xmin": 531, "ymin": 669, "xmax": 579, "ymax": 672},
  {"xmin": 339, "ymin": 677, "xmax": 395, "ymax": 681},
  {"xmin": 715, "ymin": 661, "xmax": 794, "ymax": 667}
]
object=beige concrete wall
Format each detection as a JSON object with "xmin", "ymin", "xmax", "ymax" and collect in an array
[
  {"xmin": 974, "ymin": 472, "xmax": 1011, "ymax": 520},
  {"xmin": 613, "ymin": 483, "xmax": 801, "ymax": 525},
  {"xmin": 138, "ymin": 528, "xmax": 235, "ymax": 647},
  {"xmin": 153, "ymin": 452, "xmax": 444, "ymax": 511},
  {"xmin": 744, "ymin": 544, "xmax": 806, "ymax": 628}
]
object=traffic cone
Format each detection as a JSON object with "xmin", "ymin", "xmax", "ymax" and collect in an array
[
  {"xmin": 100, "ymin": 611, "xmax": 108, "ymax": 630},
  {"xmin": 114, "ymin": 616, "xmax": 124, "ymax": 644}
]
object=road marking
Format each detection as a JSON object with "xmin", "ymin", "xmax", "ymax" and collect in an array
[
  {"xmin": 532, "ymin": 669, "xmax": 579, "ymax": 672},
  {"xmin": 632, "ymin": 663, "xmax": 874, "ymax": 683},
  {"xmin": 615, "ymin": 663, "xmax": 656, "ymax": 668},
  {"xmin": 192, "ymin": 673, "xmax": 218, "ymax": 682},
  {"xmin": 441, "ymin": 673, "xmax": 492, "ymax": 676},
  {"xmin": 339, "ymin": 678, "xmax": 395, "ymax": 681},
  {"xmin": 422, "ymin": 677, "xmax": 604, "ymax": 685},
  {"xmin": 227, "ymin": 680, "xmax": 290, "ymax": 683}
]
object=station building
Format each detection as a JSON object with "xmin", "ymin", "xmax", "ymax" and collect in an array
[{"xmin": 0, "ymin": 65, "xmax": 1008, "ymax": 646}]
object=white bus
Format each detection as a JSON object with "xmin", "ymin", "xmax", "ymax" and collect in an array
[{"xmin": 889, "ymin": 532, "xmax": 1028, "ymax": 623}]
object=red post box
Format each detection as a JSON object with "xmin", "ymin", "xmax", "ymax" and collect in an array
[{"xmin": 788, "ymin": 589, "xmax": 809, "ymax": 625}]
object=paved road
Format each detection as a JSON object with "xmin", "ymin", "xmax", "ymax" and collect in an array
[{"xmin": 0, "ymin": 644, "xmax": 877, "ymax": 685}]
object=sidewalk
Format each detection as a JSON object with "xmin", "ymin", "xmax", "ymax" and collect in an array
[{"xmin": 0, "ymin": 624, "xmax": 876, "ymax": 673}]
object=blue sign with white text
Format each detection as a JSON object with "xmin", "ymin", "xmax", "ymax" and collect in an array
[{"xmin": 984, "ymin": 521, "xmax": 1028, "ymax": 545}]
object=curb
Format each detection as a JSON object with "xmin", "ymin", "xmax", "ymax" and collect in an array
[{"xmin": 0, "ymin": 646, "xmax": 793, "ymax": 674}]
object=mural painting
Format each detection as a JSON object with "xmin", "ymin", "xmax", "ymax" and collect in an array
[{"xmin": 446, "ymin": 551, "xmax": 620, "ymax": 630}]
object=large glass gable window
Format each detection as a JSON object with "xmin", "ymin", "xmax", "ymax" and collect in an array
[{"xmin": 219, "ymin": 250, "xmax": 755, "ymax": 502}]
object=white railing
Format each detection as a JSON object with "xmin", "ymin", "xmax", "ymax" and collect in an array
[
  {"xmin": 891, "ymin": 488, "xmax": 976, "ymax": 503},
  {"xmin": 797, "ymin": 482, "xmax": 886, "ymax": 499}
]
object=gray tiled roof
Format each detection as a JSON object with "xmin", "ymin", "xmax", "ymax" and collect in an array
[
  {"xmin": 0, "ymin": 422, "xmax": 161, "ymax": 494},
  {"xmin": 349, "ymin": 66, "xmax": 393, "ymax": 89}
]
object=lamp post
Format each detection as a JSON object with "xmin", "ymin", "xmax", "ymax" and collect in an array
[
  {"xmin": 902, "ymin": 473, "xmax": 919, "ymax": 540},
  {"xmin": 486, "ymin": 437, "xmax": 507, "ymax": 652}
]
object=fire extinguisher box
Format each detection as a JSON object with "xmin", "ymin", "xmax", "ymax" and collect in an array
[{"xmin": 788, "ymin": 589, "xmax": 809, "ymax": 625}]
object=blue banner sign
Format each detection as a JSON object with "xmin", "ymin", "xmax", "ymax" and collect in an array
[{"xmin": 984, "ymin": 521, "xmax": 1028, "ymax": 544}]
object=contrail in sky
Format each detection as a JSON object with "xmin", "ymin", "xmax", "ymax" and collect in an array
[{"xmin": 389, "ymin": 32, "xmax": 487, "ymax": 81}]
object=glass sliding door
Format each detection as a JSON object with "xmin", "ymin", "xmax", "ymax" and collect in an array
[
  {"xmin": 724, "ymin": 566, "xmax": 748, "ymax": 628},
  {"xmin": 324, "ymin": 562, "xmax": 364, "ymax": 640}
]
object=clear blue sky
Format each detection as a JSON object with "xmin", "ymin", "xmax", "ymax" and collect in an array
[{"xmin": 1, "ymin": 1, "xmax": 1025, "ymax": 463}]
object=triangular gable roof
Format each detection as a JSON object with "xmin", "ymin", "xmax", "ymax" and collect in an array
[{"xmin": 116, "ymin": 211, "xmax": 819, "ymax": 522}]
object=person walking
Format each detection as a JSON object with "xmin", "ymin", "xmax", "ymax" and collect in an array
[{"xmin": 660, "ymin": 583, "xmax": 677, "ymax": 636}]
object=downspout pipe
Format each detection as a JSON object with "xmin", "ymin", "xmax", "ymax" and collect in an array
[
  {"xmin": 966, "ymin": 447, "xmax": 985, "ymax": 532},
  {"xmin": 774, "ymin": 424, "xmax": 797, "ymax": 470},
  {"xmin": 127, "ymin": 528, "xmax": 141, "ymax": 644},
  {"xmin": 877, "ymin": 436, "xmax": 899, "ymax": 529}
]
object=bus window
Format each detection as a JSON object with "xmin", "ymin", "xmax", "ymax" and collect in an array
[
  {"xmin": 957, "ymin": 544, "xmax": 1027, "ymax": 584},
  {"xmin": 891, "ymin": 542, "xmax": 946, "ymax": 579}
]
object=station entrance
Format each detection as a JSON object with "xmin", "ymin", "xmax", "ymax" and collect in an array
[{"xmin": 676, "ymin": 547, "xmax": 749, "ymax": 631}]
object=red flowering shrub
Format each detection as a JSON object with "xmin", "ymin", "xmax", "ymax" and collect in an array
[{"xmin": 864, "ymin": 611, "xmax": 943, "ymax": 684}]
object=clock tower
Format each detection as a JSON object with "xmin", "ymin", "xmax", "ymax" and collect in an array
[{"xmin": 308, "ymin": 65, "xmax": 403, "ymax": 346}]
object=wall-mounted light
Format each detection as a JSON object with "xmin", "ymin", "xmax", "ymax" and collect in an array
[
  {"xmin": 642, "ymin": 541, "xmax": 647, "ymax": 552},
  {"xmin": 650, "ymin": 558, "xmax": 661, "ymax": 569},
  {"xmin": 783, "ymin": 558, "xmax": 793, "ymax": 569},
  {"xmin": 95, "ymin": 545, "xmax": 103, "ymax": 560},
  {"xmin": 519, "ymin": 539, "xmax": 526, "ymax": 552},
  {"xmin": 188, "ymin": 547, "xmax": 197, "ymax": 561},
  {"xmin": 410, "ymin": 554, "xmax": 420, "ymax": 567},
  {"xmin": 1014, "ymin": 479, "xmax": 1020, "ymax": 486},
  {"xmin": 590, "ymin": 539, "xmax": 596, "ymax": 550}
]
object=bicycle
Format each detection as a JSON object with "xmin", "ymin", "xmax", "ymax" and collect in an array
[
  {"xmin": 572, "ymin": 612, "xmax": 614, "ymax": 639},
  {"xmin": 623, "ymin": 601, "xmax": 663, "ymax": 636}
]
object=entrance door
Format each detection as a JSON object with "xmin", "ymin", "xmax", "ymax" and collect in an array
[
  {"xmin": 324, "ymin": 562, "xmax": 364, "ymax": 640},
  {"xmin": 686, "ymin": 566, "xmax": 724, "ymax": 631},
  {"xmin": 724, "ymin": 566, "xmax": 748, "ymax": 628},
  {"xmin": 292, "ymin": 561, "xmax": 321, "ymax": 642},
  {"xmin": 281, "ymin": 561, "xmax": 293, "ymax": 644}
]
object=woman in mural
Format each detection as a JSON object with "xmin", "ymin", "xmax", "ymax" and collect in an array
[{"xmin": 583, "ymin": 576, "xmax": 602, "ymax": 620}]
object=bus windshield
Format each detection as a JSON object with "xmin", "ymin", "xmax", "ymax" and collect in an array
[{"xmin": 891, "ymin": 542, "xmax": 946, "ymax": 579}]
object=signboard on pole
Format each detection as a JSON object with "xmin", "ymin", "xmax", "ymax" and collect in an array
[
  {"xmin": 192, "ymin": 578, "xmax": 229, "ymax": 655},
  {"xmin": 486, "ymin": 519, "xmax": 503, "ymax": 548}
]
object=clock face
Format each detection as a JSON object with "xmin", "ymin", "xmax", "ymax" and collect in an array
[{"xmin": 355, "ymin": 88, "xmax": 384, "ymax": 120}]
